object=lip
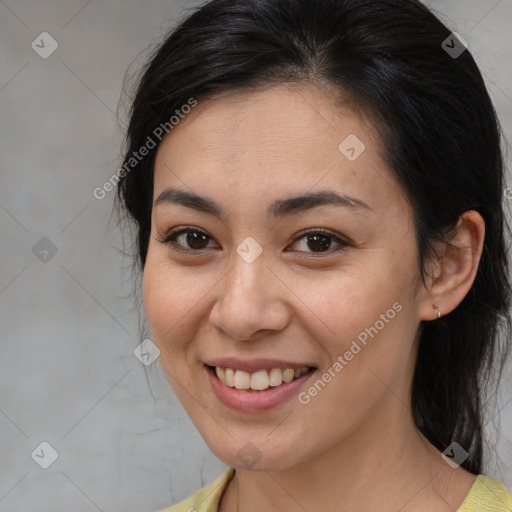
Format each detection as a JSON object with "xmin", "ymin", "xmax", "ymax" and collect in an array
[
  {"xmin": 204, "ymin": 357, "xmax": 315, "ymax": 373},
  {"xmin": 204, "ymin": 364, "xmax": 316, "ymax": 413}
]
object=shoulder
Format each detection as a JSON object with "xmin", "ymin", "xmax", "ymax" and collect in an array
[
  {"xmin": 458, "ymin": 475, "xmax": 512, "ymax": 512},
  {"xmin": 157, "ymin": 468, "xmax": 235, "ymax": 512},
  {"xmin": 155, "ymin": 469, "xmax": 510, "ymax": 512}
]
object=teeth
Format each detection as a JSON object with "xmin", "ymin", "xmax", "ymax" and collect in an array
[
  {"xmin": 250, "ymin": 370, "xmax": 269, "ymax": 390},
  {"xmin": 233, "ymin": 370, "xmax": 250, "ymax": 389},
  {"xmin": 269, "ymin": 368, "xmax": 283, "ymax": 387},
  {"xmin": 215, "ymin": 367, "xmax": 226, "ymax": 381},
  {"xmin": 225, "ymin": 368, "xmax": 235, "ymax": 387},
  {"xmin": 214, "ymin": 366, "xmax": 310, "ymax": 391},
  {"xmin": 282, "ymin": 368, "xmax": 295, "ymax": 383}
]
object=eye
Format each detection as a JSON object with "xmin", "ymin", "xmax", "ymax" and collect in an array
[
  {"xmin": 287, "ymin": 229, "xmax": 350, "ymax": 255},
  {"xmin": 156, "ymin": 227, "xmax": 350, "ymax": 255},
  {"xmin": 156, "ymin": 227, "xmax": 218, "ymax": 252}
]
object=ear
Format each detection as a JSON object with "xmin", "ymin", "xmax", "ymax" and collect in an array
[{"xmin": 418, "ymin": 210, "xmax": 485, "ymax": 321}]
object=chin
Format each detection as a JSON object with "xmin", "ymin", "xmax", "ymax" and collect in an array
[{"xmin": 205, "ymin": 437, "xmax": 305, "ymax": 472}]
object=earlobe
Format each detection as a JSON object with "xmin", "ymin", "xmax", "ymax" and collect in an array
[{"xmin": 418, "ymin": 210, "xmax": 485, "ymax": 322}]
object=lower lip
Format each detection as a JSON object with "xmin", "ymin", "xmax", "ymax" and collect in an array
[{"xmin": 205, "ymin": 366, "xmax": 315, "ymax": 413}]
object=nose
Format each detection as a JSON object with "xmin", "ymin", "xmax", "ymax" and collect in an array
[{"xmin": 208, "ymin": 249, "xmax": 291, "ymax": 341}]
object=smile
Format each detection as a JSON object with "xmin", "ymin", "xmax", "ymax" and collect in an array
[
  {"xmin": 204, "ymin": 362, "xmax": 317, "ymax": 412},
  {"xmin": 212, "ymin": 366, "xmax": 310, "ymax": 391}
]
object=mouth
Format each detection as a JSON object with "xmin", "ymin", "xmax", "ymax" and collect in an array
[
  {"xmin": 204, "ymin": 362, "xmax": 317, "ymax": 412},
  {"xmin": 205, "ymin": 364, "xmax": 315, "ymax": 391}
]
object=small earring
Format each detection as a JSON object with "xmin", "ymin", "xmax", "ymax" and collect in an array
[{"xmin": 433, "ymin": 303, "xmax": 442, "ymax": 319}]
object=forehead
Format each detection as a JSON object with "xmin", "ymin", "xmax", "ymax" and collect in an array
[
  {"xmin": 158, "ymin": 84, "xmax": 370, "ymax": 161},
  {"xmin": 152, "ymin": 83, "xmax": 402, "ymax": 216}
]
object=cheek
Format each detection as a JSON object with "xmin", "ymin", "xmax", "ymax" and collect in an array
[
  {"xmin": 142, "ymin": 255, "xmax": 194, "ymax": 356},
  {"xmin": 350, "ymin": 272, "xmax": 417, "ymax": 372},
  {"xmin": 289, "ymin": 257, "xmax": 419, "ymax": 399},
  {"xmin": 142, "ymin": 258, "xmax": 203, "ymax": 403},
  {"xmin": 288, "ymin": 260, "xmax": 412, "ymax": 346},
  {"xmin": 293, "ymin": 289, "xmax": 417, "ymax": 445}
]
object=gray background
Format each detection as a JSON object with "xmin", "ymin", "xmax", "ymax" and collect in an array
[{"xmin": 1, "ymin": 1, "xmax": 511, "ymax": 511}]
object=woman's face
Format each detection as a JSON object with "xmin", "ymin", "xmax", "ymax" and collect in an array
[{"xmin": 143, "ymin": 83, "xmax": 426, "ymax": 471}]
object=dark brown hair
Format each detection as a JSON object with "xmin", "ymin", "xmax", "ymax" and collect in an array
[{"xmin": 115, "ymin": 0, "xmax": 512, "ymax": 473}]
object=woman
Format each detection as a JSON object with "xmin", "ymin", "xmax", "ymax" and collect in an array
[{"xmin": 115, "ymin": 0, "xmax": 512, "ymax": 510}]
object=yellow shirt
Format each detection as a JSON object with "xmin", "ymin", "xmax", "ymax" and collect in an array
[{"xmin": 159, "ymin": 468, "xmax": 512, "ymax": 512}]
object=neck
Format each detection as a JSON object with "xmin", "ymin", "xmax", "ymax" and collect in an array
[{"xmin": 220, "ymin": 396, "xmax": 475, "ymax": 512}]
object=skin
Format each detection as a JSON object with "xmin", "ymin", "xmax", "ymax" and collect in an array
[{"xmin": 142, "ymin": 83, "xmax": 485, "ymax": 511}]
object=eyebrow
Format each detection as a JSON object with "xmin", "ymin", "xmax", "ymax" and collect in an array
[{"xmin": 154, "ymin": 188, "xmax": 372, "ymax": 219}]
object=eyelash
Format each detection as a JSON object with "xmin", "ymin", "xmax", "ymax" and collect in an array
[{"xmin": 155, "ymin": 227, "xmax": 351, "ymax": 256}]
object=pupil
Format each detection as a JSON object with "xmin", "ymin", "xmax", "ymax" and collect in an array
[
  {"xmin": 188, "ymin": 231, "xmax": 209, "ymax": 249},
  {"xmin": 307, "ymin": 234, "xmax": 331, "ymax": 252}
]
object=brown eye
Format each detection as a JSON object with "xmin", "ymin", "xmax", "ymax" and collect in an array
[
  {"xmin": 185, "ymin": 230, "xmax": 210, "ymax": 249},
  {"xmin": 305, "ymin": 233, "xmax": 332, "ymax": 252},
  {"xmin": 288, "ymin": 229, "xmax": 350, "ymax": 255},
  {"xmin": 156, "ymin": 227, "xmax": 217, "ymax": 252}
]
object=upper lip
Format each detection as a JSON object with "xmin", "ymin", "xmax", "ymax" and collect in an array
[{"xmin": 203, "ymin": 358, "xmax": 315, "ymax": 373}]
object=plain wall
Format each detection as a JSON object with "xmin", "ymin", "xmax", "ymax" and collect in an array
[{"xmin": 1, "ymin": 1, "xmax": 511, "ymax": 510}]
